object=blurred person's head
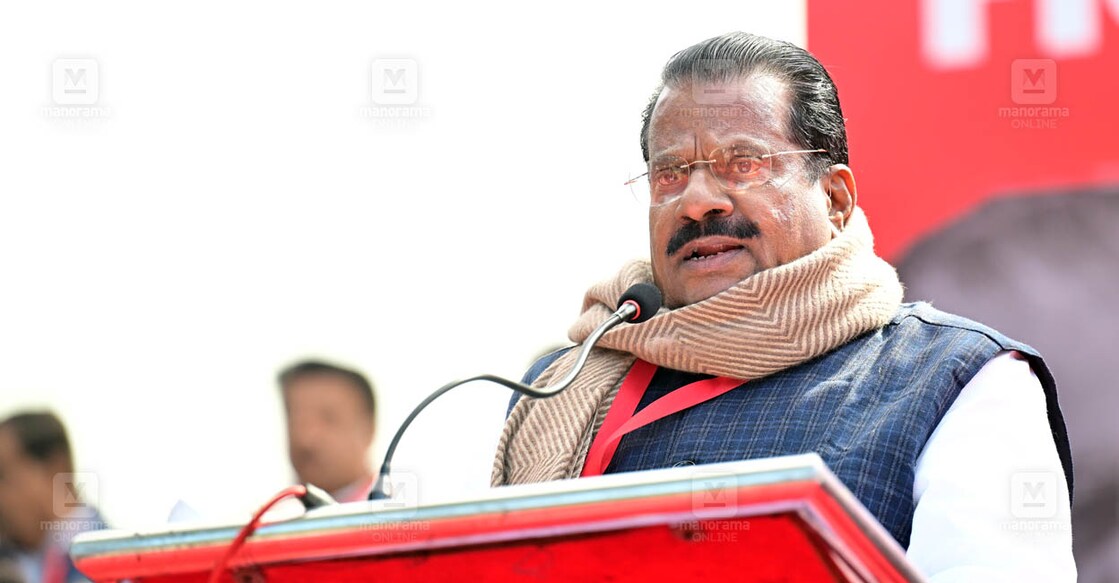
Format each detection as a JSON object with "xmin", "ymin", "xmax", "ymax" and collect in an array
[
  {"xmin": 0, "ymin": 412, "xmax": 76, "ymax": 550},
  {"xmin": 279, "ymin": 360, "xmax": 376, "ymax": 494}
]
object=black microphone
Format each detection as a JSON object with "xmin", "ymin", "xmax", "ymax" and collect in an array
[
  {"xmin": 369, "ymin": 283, "xmax": 662, "ymax": 500},
  {"xmin": 616, "ymin": 282, "xmax": 661, "ymax": 324}
]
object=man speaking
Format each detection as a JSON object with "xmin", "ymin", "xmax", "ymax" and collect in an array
[{"xmin": 492, "ymin": 32, "xmax": 1074, "ymax": 580}]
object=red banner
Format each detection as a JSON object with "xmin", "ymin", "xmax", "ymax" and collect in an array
[{"xmin": 808, "ymin": 0, "xmax": 1119, "ymax": 258}]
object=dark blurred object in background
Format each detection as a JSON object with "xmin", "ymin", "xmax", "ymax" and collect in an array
[{"xmin": 898, "ymin": 187, "xmax": 1119, "ymax": 583}]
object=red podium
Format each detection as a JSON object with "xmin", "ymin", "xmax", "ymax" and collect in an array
[{"xmin": 71, "ymin": 454, "xmax": 926, "ymax": 582}]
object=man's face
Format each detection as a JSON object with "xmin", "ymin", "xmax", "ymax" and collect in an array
[
  {"xmin": 0, "ymin": 427, "xmax": 53, "ymax": 549},
  {"xmin": 647, "ymin": 74, "xmax": 837, "ymax": 309},
  {"xmin": 283, "ymin": 375, "xmax": 374, "ymax": 494}
]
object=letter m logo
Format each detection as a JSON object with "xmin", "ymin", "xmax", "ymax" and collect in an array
[
  {"xmin": 64, "ymin": 67, "xmax": 88, "ymax": 91},
  {"xmin": 1011, "ymin": 59, "xmax": 1056, "ymax": 105},
  {"xmin": 372, "ymin": 58, "xmax": 418, "ymax": 105},
  {"xmin": 1021, "ymin": 67, "xmax": 1046, "ymax": 93},
  {"xmin": 383, "ymin": 68, "xmax": 407, "ymax": 94},
  {"xmin": 1010, "ymin": 471, "xmax": 1058, "ymax": 518}
]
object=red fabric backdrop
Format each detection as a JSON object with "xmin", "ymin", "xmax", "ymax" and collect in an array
[{"xmin": 808, "ymin": 0, "xmax": 1119, "ymax": 259}]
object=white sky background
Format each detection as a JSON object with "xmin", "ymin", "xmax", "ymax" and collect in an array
[{"xmin": 0, "ymin": 1, "xmax": 804, "ymax": 529}]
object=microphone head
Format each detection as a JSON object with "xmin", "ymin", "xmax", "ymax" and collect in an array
[{"xmin": 617, "ymin": 283, "xmax": 663, "ymax": 323}]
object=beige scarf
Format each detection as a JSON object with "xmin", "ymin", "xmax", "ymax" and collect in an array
[{"xmin": 491, "ymin": 208, "xmax": 903, "ymax": 486}]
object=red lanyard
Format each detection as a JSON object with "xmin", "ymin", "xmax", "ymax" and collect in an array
[{"xmin": 581, "ymin": 360, "xmax": 746, "ymax": 477}]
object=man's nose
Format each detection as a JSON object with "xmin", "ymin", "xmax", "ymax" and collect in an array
[{"xmin": 676, "ymin": 166, "xmax": 733, "ymax": 222}]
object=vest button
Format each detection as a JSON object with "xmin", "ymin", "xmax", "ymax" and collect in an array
[{"xmin": 672, "ymin": 460, "xmax": 696, "ymax": 467}]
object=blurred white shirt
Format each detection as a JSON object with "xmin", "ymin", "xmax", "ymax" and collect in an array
[{"xmin": 908, "ymin": 351, "xmax": 1076, "ymax": 581}]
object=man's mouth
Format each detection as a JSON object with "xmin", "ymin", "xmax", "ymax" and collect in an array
[{"xmin": 683, "ymin": 240, "xmax": 746, "ymax": 262}]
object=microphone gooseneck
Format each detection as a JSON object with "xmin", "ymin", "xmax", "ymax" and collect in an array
[{"xmin": 369, "ymin": 283, "xmax": 663, "ymax": 500}]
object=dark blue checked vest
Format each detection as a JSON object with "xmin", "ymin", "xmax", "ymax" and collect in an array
[{"xmin": 514, "ymin": 302, "xmax": 1073, "ymax": 548}]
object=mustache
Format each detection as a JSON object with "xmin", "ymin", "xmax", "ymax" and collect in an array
[{"xmin": 665, "ymin": 216, "xmax": 760, "ymax": 257}]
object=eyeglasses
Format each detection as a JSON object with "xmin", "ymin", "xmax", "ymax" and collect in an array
[{"xmin": 625, "ymin": 143, "xmax": 827, "ymax": 207}]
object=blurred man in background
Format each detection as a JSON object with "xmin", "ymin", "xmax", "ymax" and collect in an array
[
  {"xmin": 0, "ymin": 411, "xmax": 106, "ymax": 583},
  {"xmin": 279, "ymin": 360, "xmax": 377, "ymax": 503}
]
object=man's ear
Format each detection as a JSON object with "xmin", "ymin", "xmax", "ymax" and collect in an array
[{"xmin": 823, "ymin": 164, "xmax": 857, "ymax": 231}]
